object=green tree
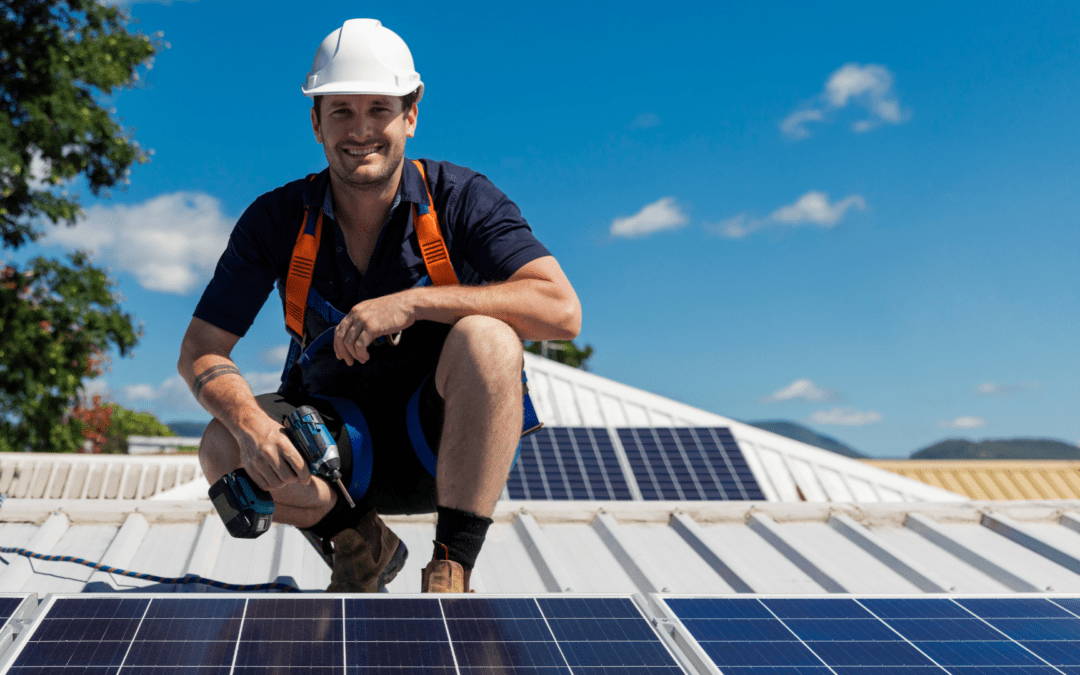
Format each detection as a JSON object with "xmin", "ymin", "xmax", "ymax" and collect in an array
[
  {"xmin": 0, "ymin": 1, "xmax": 158, "ymax": 451},
  {"xmin": 0, "ymin": 254, "xmax": 139, "ymax": 452},
  {"xmin": 524, "ymin": 339, "xmax": 595, "ymax": 370},
  {"xmin": 100, "ymin": 403, "xmax": 175, "ymax": 454}
]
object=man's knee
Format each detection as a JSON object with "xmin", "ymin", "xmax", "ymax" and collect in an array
[
  {"xmin": 198, "ymin": 419, "xmax": 239, "ymax": 484},
  {"xmin": 436, "ymin": 315, "xmax": 522, "ymax": 394}
]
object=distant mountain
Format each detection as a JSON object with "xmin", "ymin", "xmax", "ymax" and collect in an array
[
  {"xmin": 167, "ymin": 421, "xmax": 208, "ymax": 438},
  {"xmin": 911, "ymin": 438, "xmax": 1080, "ymax": 460},
  {"xmin": 748, "ymin": 420, "xmax": 867, "ymax": 458}
]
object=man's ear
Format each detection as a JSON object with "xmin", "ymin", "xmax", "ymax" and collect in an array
[
  {"xmin": 406, "ymin": 102, "xmax": 418, "ymax": 139},
  {"xmin": 311, "ymin": 106, "xmax": 323, "ymax": 144}
]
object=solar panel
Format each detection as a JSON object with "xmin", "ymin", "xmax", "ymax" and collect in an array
[
  {"xmin": 618, "ymin": 427, "xmax": 764, "ymax": 501},
  {"xmin": 506, "ymin": 427, "xmax": 633, "ymax": 500},
  {"xmin": 662, "ymin": 595, "xmax": 1080, "ymax": 674},
  {"xmin": 3, "ymin": 594, "xmax": 687, "ymax": 673},
  {"xmin": 0, "ymin": 594, "xmax": 35, "ymax": 656}
]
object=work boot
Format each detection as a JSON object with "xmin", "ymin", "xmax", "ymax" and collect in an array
[
  {"xmin": 421, "ymin": 543, "xmax": 472, "ymax": 592},
  {"xmin": 421, "ymin": 558, "xmax": 472, "ymax": 593},
  {"xmin": 325, "ymin": 509, "xmax": 408, "ymax": 593}
]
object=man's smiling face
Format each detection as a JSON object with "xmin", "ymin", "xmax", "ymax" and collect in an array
[{"xmin": 311, "ymin": 94, "xmax": 417, "ymax": 193}]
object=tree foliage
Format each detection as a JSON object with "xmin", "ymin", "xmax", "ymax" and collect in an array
[
  {"xmin": 524, "ymin": 339, "xmax": 595, "ymax": 370},
  {"xmin": 0, "ymin": 1, "xmax": 158, "ymax": 451},
  {"xmin": 0, "ymin": 254, "xmax": 139, "ymax": 452},
  {"xmin": 72, "ymin": 394, "xmax": 174, "ymax": 454},
  {"xmin": 0, "ymin": 0, "xmax": 158, "ymax": 246}
]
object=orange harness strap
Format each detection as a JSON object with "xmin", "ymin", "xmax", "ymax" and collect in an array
[
  {"xmin": 285, "ymin": 205, "xmax": 323, "ymax": 336},
  {"xmin": 285, "ymin": 162, "xmax": 456, "ymax": 340},
  {"xmin": 411, "ymin": 160, "xmax": 459, "ymax": 286}
]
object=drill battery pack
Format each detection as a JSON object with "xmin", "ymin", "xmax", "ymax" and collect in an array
[{"xmin": 208, "ymin": 468, "xmax": 275, "ymax": 539}]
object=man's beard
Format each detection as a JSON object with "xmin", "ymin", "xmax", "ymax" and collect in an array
[{"xmin": 334, "ymin": 149, "xmax": 403, "ymax": 192}]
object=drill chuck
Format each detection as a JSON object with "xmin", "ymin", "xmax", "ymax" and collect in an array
[{"xmin": 285, "ymin": 406, "xmax": 355, "ymax": 508}]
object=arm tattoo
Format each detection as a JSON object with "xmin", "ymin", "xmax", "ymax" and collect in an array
[{"xmin": 191, "ymin": 364, "xmax": 242, "ymax": 400}]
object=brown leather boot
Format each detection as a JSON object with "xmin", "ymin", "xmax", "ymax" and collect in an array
[
  {"xmin": 325, "ymin": 509, "xmax": 407, "ymax": 593},
  {"xmin": 421, "ymin": 558, "xmax": 472, "ymax": 593}
]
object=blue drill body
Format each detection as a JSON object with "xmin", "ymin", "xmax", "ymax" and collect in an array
[{"xmin": 210, "ymin": 405, "xmax": 353, "ymax": 539}]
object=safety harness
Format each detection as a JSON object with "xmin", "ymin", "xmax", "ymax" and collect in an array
[{"xmin": 278, "ymin": 160, "xmax": 540, "ymax": 501}]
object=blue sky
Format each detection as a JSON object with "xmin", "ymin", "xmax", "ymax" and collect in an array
[{"xmin": 18, "ymin": 0, "xmax": 1080, "ymax": 457}]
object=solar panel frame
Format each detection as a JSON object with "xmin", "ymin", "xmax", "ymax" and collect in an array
[
  {"xmin": 655, "ymin": 593, "xmax": 1080, "ymax": 675},
  {"xmin": 618, "ymin": 427, "xmax": 765, "ymax": 501},
  {"xmin": 0, "ymin": 595, "xmax": 38, "ymax": 666},
  {"xmin": 0, "ymin": 593, "xmax": 691, "ymax": 674}
]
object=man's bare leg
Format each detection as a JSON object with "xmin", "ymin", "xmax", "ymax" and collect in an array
[
  {"xmin": 198, "ymin": 419, "xmax": 337, "ymax": 528},
  {"xmin": 433, "ymin": 314, "xmax": 524, "ymax": 516},
  {"xmin": 200, "ymin": 420, "xmax": 403, "ymax": 592},
  {"xmin": 424, "ymin": 315, "xmax": 522, "ymax": 591}
]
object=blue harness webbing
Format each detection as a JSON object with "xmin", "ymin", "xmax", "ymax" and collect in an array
[
  {"xmin": 312, "ymin": 393, "xmax": 373, "ymax": 502},
  {"xmin": 406, "ymin": 373, "xmax": 529, "ymax": 479}
]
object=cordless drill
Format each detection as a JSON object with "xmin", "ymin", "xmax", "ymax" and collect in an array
[{"xmin": 209, "ymin": 406, "xmax": 354, "ymax": 538}]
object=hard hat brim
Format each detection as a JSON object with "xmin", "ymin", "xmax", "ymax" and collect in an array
[{"xmin": 302, "ymin": 80, "xmax": 423, "ymax": 99}]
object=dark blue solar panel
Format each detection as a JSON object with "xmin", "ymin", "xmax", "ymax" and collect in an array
[
  {"xmin": 506, "ymin": 427, "xmax": 633, "ymax": 500},
  {"xmin": 667, "ymin": 596, "xmax": 1080, "ymax": 675},
  {"xmin": 619, "ymin": 427, "xmax": 764, "ymax": 501},
  {"xmin": 8, "ymin": 595, "xmax": 684, "ymax": 674},
  {"xmin": 0, "ymin": 597, "xmax": 23, "ymax": 624}
]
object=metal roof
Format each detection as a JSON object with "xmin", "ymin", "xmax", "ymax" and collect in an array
[
  {"xmin": 0, "ymin": 453, "xmax": 205, "ymax": 501},
  {"xmin": 867, "ymin": 459, "xmax": 1080, "ymax": 500},
  {"xmin": 4, "ymin": 498, "xmax": 1080, "ymax": 597},
  {"xmin": 523, "ymin": 353, "xmax": 962, "ymax": 503}
]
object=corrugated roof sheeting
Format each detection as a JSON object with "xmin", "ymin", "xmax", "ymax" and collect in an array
[
  {"xmin": 0, "ymin": 453, "xmax": 204, "ymax": 500},
  {"xmin": 868, "ymin": 459, "xmax": 1080, "ymax": 500},
  {"xmin": 523, "ymin": 353, "xmax": 964, "ymax": 503},
  {"xmin": 6, "ymin": 499, "xmax": 1080, "ymax": 597}
]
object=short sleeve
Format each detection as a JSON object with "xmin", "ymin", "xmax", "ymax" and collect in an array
[
  {"xmin": 192, "ymin": 193, "xmax": 287, "ymax": 337},
  {"xmin": 449, "ymin": 173, "xmax": 550, "ymax": 283}
]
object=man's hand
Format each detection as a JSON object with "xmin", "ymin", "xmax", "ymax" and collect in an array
[
  {"xmin": 237, "ymin": 414, "xmax": 312, "ymax": 491},
  {"xmin": 333, "ymin": 291, "xmax": 415, "ymax": 366}
]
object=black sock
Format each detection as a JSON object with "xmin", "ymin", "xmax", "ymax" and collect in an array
[
  {"xmin": 305, "ymin": 495, "xmax": 365, "ymax": 540},
  {"xmin": 433, "ymin": 506, "xmax": 492, "ymax": 570}
]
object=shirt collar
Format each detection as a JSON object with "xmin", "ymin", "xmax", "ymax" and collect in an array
[{"xmin": 306, "ymin": 159, "xmax": 427, "ymax": 223}]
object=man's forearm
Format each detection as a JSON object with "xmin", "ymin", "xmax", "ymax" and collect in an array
[
  {"xmin": 407, "ymin": 279, "xmax": 580, "ymax": 341},
  {"xmin": 177, "ymin": 319, "xmax": 270, "ymax": 439}
]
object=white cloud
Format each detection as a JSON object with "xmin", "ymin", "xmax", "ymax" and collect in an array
[
  {"xmin": 122, "ymin": 375, "xmax": 199, "ymax": 411},
  {"xmin": 121, "ymin": 370, "xmax": 281, "ymax": 413},
  {"xmin": 27, "ymin": 150, "xmax": 51, "ymax": 190},
  {"xmin": 759, "ymin": 378, "xmax": 837, "ymax": 403},
  {"xmin": 807, "ymin": 407, "xmax": 883, "ymax": 426},
  {"xmin": 261, "ymin": 344, "xmax": 292, "ymax": 367},
  {"xmin": 714, "ymin": 191, "xmax": 866, "ymax": 239},
  {"xmin": 770, "ymin": 192, "xmax": 867, "ymax": 227},
  {"xmin": 974, "ymin": 381, "xmax": 1044, "ymax": 397},
  {"xmin": 610, "ymin": 197, "xmax": 688, "ymax": 238},
  {"xmin": 940, "ymin": 416, "xmax": 987, "ymax": 429},
  {"xmin": 80, "ymin": 378, "xmax": 111, "ymax": 399},
  {"xmin": 779, "ymin": 110, "xmax": 822, "ymax": 140},
  {"xmin": 41, "ymin": 192, "xmax": 234, "ymax": 294},
  {"xmin": 243, "ymin": 371, "xmax": 283, "ymax": 395},
  {"xmin": 781, "ymin": 63, "xmax": 908, "ymax": 139},
  {"xmin": 627, "ymin": 112, "xmax": 661, "ymax": 130}
]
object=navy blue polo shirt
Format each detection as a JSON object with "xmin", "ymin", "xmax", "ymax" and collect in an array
[{"xmin": 194, "ymin": 158, "xmax": 550, "ymax": 399}]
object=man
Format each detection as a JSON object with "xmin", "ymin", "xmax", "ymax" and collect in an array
[{"xmin": 178, "ymin": 19, "xmax": 580, "ymax": 593}]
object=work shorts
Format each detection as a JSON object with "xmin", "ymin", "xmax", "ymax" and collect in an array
[{"xmin": 255, "ymin": 374, "xmax": 444, "ymax": 516}]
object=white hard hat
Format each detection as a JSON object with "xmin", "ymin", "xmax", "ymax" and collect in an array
[{"xmin": 302, "ymin": 19, "xmax": 423, "ymax": 101}]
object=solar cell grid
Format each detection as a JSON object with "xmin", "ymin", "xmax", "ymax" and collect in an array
[
  {"xmin": 506, "ymin": 427, "xmax": 632, "ymax": 501},
  {"xmin": 5, "ymin": 595, "xmax": 686, "ymax": 675},
  {"xmin": 618, "ymin": 427, "xmax": 764, "ymax": 501},
  {"xmin": 665, "ymin": 596, "xmax": 1080, "ymax": 675}
]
